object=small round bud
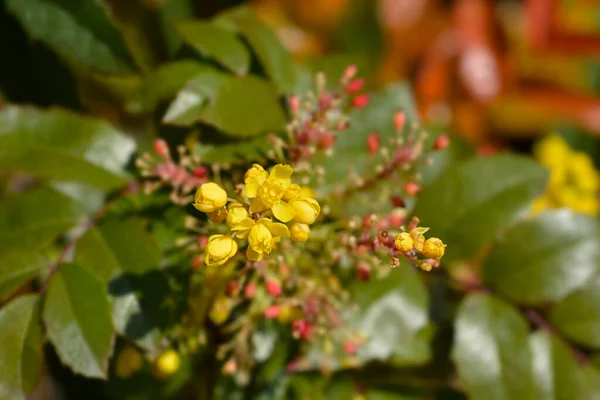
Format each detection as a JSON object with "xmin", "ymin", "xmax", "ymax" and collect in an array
[
  {"xmin": 377, "ymin": 230, "xmax": 389, "ymax": 243},
  {"xmin": 422, "ymin": 237, "xmax": 446, "ymax": 260},
  {"xmin": 395, "ymin": 232, "xmax": 414, "ymax": 252},
  {"xmin": 292, "ymin": 319, "xmax": 313, "ymax": 341},
  {"xmin": 244, "ymin": 282, "xmax": 256, "ymax": 299},
  {"xmin": 225, "ymin": 281, "xmax": 238, "ymax": 296},
  {"xmin": 197, "ymin": 236, "xmax": 209, "ymax": 250},
  {"xmin": 191, "ymin": 255, "xmax": 204, "ymax": 270},
  {"xmin": 351, "ymin": 95, "xmax": 369, "ymax": 109},
  {"xmin": 367, "ymin": 132, "xmax": 380, "ymax": 154},
  {"xmin": 343, "ymin": 341, "xmax": 357, "ymax": 355},
  {"xmin": 346, "ymin": 78, "xmax": 364, "ymax": 94},
  {"xmin": 343, "ymin": 64, "xmax": 358, "ymax": 81},
  {"xmin": 434, "ymin": 134, "xmax": 450, "ymax": 150},
  {"xmin": 404, "ymin": 182, "xmax": 420, "ymax": 197},
  {"xmin": 391, "ymin": 195, "xmax": 405, "ymax": 208},
  {"xmin": 356, "ymin": 263, "xmax": 371, "ymax": 281},
  {"xmin": 266, "ymin": 279, "xmax": 282, "ymax": 297},
  {"xmin": 265, "ymin": 305, "xmax": 282, "ymax": 319},
  {"xmin": 288, "ymin": 95, "xmax": 300, "ymax": 113},
  {"xmin": 115, "ymin": 345, "xmax": 144, "ymax": 379},
  {"xmin": 319, "ymin": 133, "xmax": 336, "ymax": 150},
  {"xmin": 153, "ymin": 139, "xmax": 170, "ymax": 159},
  {"xmin": 153, "ymin": 350, "xmax": 180, "ymax": 379},
  {"xmin": 393, "ymin": 111, "xmax": 406, "ymax": 131},
  {"xmin": 290, "ymin": 223, "xmax": 310, "ymax": 243},
  {"xmin": 193, "ymin": 166, "xmax": 207, "ymax": 178},
  {"xmin": 222, "ymin": 359, "xmax": 237, "ymax": 376}
]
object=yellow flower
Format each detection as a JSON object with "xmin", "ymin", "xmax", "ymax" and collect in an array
[
  {"xmin": 226, "ymin": 202, "xmax": 248, "ymax": 227},
  {"xmin": 531, "ymin": 196, "xmax": 551, "ymax": 215},
  {"xmin": 207, "ymin": 207, "xmax": 227, "ymax": 223},
  {"xmin": 571, "ymin": 152, "xmax": 600, "ymax": 193},
  {"xmin": 205, "ymin": 235, "xmax": 238, "ymax": 266},
  {"xmin": 244, "ymin": 164, "xmax": 269, "ymax": 197},
  {"xmin": 277, "ymin": 305, "xmax": 303, "ymax": 324},
  {"xmin": 395, "ymin": 232, "xmax": 413, "ymax": 252},
  {"xmin": 194, "ymin": 182, "xmax": 228, "ymax": 213},
  {"xmin": 290, "ymin": 198, "xmax": 321, "ymax": 224},
  {"xmin": 231, "ymin": 218, "xmax": 290, "ymax": 261},
  {"xmin": 299, "ymin": 186, "xmax": 315, "ymax": 198},
  {"xmin": 209, "ymin": 295, "xmax": 233, "ymax": 325},
  {"xmin": 534, "ymin": 135, "xmax": 571, "ymax": 169},
  {"xmin": 410, "ymin": 227, "xmax": 429, "ymax": 252},
  {"xmin": 153, "ymin": 350, "xmax": 180, "ymax": 379},
  {"xmin": 246, "ymin": 164, "xmax": 296, "ymax": 222},
  {"xmin": 115, "ymin": 345, "xmax": 144, "ymax": 379},
  {"xmin": 290, "ymin": 223, "xmax": 310, "ymax": 243},
  {"xmin": 283, "ymin": 184, "xmax": 301, "ymax": 201},
  {"xmin": 422, "ymin": 237, "xmax": 446, "ymax": 260}
]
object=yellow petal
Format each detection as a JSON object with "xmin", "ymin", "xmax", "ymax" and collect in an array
[
  {"xmin": 249, "ymin": 197, "xmax": 268, "ymax": 213},
  {"xmin": 231, "ymin": 217, "xmax": 255, "ymax": 231},
  {"xmin": 261, "ymin": 218, "xmax": 290, "ymax": 238},
  {"xmin": 269, "ymin": 164, "xmax": 293, "ymax": 182},
  {"xmin": 272, "ymin": 201, "xmax": 295, "ymax": 222},
  {"xmin": 247, "ymin": 247, "xmax": 263, "ymax": 261},
  {"xmin": 244, "ymin": 177, "xmax": 261, "ymax": 198}
]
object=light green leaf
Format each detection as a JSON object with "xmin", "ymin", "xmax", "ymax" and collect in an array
[
  {"xmin": 200, "ymin": 75, "xmax": 286, "ymax": 137},
  {"xmin": 550, "ymin": 277, "xmax": 600, "ymax": 348},
  {"xmin": 529, "ymin": 331, "xmax": 585, "ymax": 400},
  {"xmin": 0, "ymin": 253, "xmax": 46, "ymax": 302},
  {"xmin": 162, "ymin": 70, "xmax": 229, "ymax": 126},
  {"xmin": 44, "ymin": 263, "xmax": 115, "ymax": 378},
  {"xmin": 75, "ymin": 218, "xmax": 163, "ymax": 352},
  {"xmin": 194, "ymin": 135, "xmax": 271, "ymax": 164},
  {"xmin": 483, "ymin": 210, "xmax": 600, "ymax": 304},
  {"xmin": 583, "ymin": 366, "xmax": 600, "ymax": 400},
  {"xmin": 414, "ymin": 154, "xmax": 548, "ymax": 261},
  {"xmin": 0, "ymin": 295, "xmax": 44, "ymax": 400},
  {"xmin": 6, "ymin": 0, "xmax": 134, "ymax": 74},
  {"xmin": 176, "ymin": 21, "xmax": 251, "ymax": 75},
  {"xmin": 0, "ymin": 106, "xmax": 136, "ymax": 189},
  {"xmin": 452, "ymin": 293, "xmax": 534, "ymax": 400},
  {"xmin": 219, "ymin": 7, "xmax": 296, "ymax": 93}
]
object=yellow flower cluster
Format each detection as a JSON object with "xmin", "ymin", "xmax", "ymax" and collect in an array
[
  {"xmin": 394, "ymin": 226, "xmax": 446, "ymax": 268},
  {"xmin": 532, "ymin": 135, "xmax": 600, "ymax": 216},
  {"xmin": 193, "ymin": 164, "xmax": 321, "ymax": 266}
]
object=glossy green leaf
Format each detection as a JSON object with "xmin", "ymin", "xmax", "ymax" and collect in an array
[
  {"xmin": 219, "ymin": 7, "xmax": 296, "ymax": 93},
  {"xmin": 483, "ymin": 210, "xmax": 600, "ymax": 304},
  {"xmin": 75, "ymin": 218, "xmax": 163, "ymax": 352},
  {"xmin": 176, "ymin": 21, "xmax": 250, "ymax": 75},
  {"xmin": 194, "ymin": 135, "xmax": 271, "ymax": 164},
  {"xmin": 452, "ymin": 293, "xmax": 534, "ymax": 400},
  {"xmin": 0, "ymin": 295, "xmax": 44, "ymax": 400},
  {"xmin": 550, "ymin": 277, "xmax": 600, "ymax": 348},
  {"xmin": 200, "ymin": 75, "xmax": 286, "ymax": 137},
  {"xmin": 0, "ymin": 106, "xmax": 136, "ymax": 189},
  {"xmin": 414, "ymin": 153, "xmax": 548, "ymax": 261},
  {"xmin": 44, "ymin": 263, "xmax": 114, "ymax": 378},
  {"xmin": 354, "ymin": 266, "xmax": 431, "ymax": 365},
  {"xmin": 529, "ymin": 331, "xmax": 585, "ymax": 400},
  {"xmin": 163, "ymin": 71, "xmax": 229, "ymax": 126},
  {"xmin": 5, "ymin": 0, "xmax": 134, "ymax": 74}
]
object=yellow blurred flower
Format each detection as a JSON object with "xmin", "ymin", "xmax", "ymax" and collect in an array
[
  {"xmin": 205, "ymin": 234, "xmax": 238, "ymax": 266},
  {"xmin": 290, "ymin": 223, "xmax": 310, "ymax": 243},
  {"xmin": 194, "ymin": 182, "xmax": 228, "ymax": 213},
  {"xmin": 115, "ymin": 345, "xmax": 144, "ymax": 379},
  {"xmin": 534, "ymin": 135, "xmax": 571, "ymax": 169},
  {"xmin": 422, "ymin": 237, "xmax": 446, "ymax": 260},
  {"xmin": 290, "ymin": 197, "xmax": 321, "ymax": 224},
  {"xmin": 153, "ymin": 349, "xmax": 180, "ymax": 379},
  {"xmin": 231, "ymin": 218, "xmax": 290, "ymax": 261},
  {"xmin": 394, "ymin": 232, "xmax": 413, "ymax": 252}
]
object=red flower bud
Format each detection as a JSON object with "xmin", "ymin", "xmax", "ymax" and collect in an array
[
  {"xmin": 393, "ymin": 111, "xmax": 406, "ymax": 131},
  {"xmin": 351, "ymin": 95, "xmax": 369, "ymax": 109},
  {"xmin": 388, "ymin": 213, "xmax": 404, "ymax": 228},
  {"xmin": 289, "ymin": 95, "xmax": 300, "ymax": 113},
  {"xmin": 244, "ymin": 282, "xmax": 256, "ymax": 299},
  {"xmin": 366, "ymin": 132, "xmax": 380, "ymax": 154},
  {"xmin": 319, "ymin": 133, "xmax": 336, "ymax": 149},
  {"xmin": 343, "ymin": 341, "xmax": 357, "ymax": 355},
  {"xmin": 343, "ymin": 64, "xmax": 358, "ymax": 81},
  {"xmin": 197, "ymin": 236, "xmax": 209, "ymax": 250},
  {"xmin": 319, "ymin": 93, "xmax": 333, "ymax": 109},
  {"xmin": 391, "ymin": 195, "xmax": 405, "ymax": 208},
  {"xmin": 153, "ymin": 139, "xmax": 170, "ymax": 159},
  {"xmin": 193, "ymin": 166, "xmax": 207, "ymax": 178},
  {"xmin": 265, "ymin": 305, "xmax": 282, "ymax": 319},
  {"xmin": 266, "ymin": 279, "xmax": 282, "ymax": 297},
  {"xmin": 286, "ymin": 361, "xmax": 297, "ymax": 372},
  {"xmin": 292, "ymin": 319, "xmax": 313, "ymax": 340},
  {"xmin": 477, "ymin": 143, "xmax": 498, "ymax": 157},
  {"xmin": 191, "ymin": 255, "xmax": 203, "ymax": 270},
  {"xmin": 356, "ymin": 264, "xmax": 371, "ymax": 281},
  {"xmin": 404, "ymin": 182, "xmax": 420, "ymax": 197},
  {"xmin": 434, "ymin": 134, "xmax": 450, "ymax": 150},
  {"xmin": 346, "ymin": 78, "xmax": 364, "ymax": 94},
  {"xmin": 226, "ymin": 281, "xmax": 238, "ymax": 296}
]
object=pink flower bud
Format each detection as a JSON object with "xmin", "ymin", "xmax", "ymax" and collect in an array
[
  {"xmin": 356, "ymin": 263, "xmax": 370, "ymax": 281},
  {"xmin": 351, "ymin": 95, "xmax": 369, "ymax": 109},
  {"xmin": 404, "ymin": 182, "xmax": 420, "ymax": 197},
  {"xmin": 343, "ymin": 341, "xmax": 357, "ymax": 355},
  {"xmin": 191, "ymin": 255, "xmax": 203, "ymax": 270},
  {"xmin": 244, "ymin": 283, "xmax": 256, "ymax": 299},
  {"xmin": 292, "ymin": 319, "xmax": 313, "ymax": 341},
  {"xmin": 265, "ymin": 305, "xmax": 282, "ymax": 319},
  {"xmin": 319, "ymin": 93, "xmax": 333, "ymax": 109},
  {"xmin": 222, "ymin": 359, "xmax": 237, "ymax": 376},
  {"xmin": 286, "ymin": 361, "xmax": 297, "ymax": 372},
  {"xmin": 319, "ymin": 133, "xmax": 336, "ymax": 149},
  {"xmin": 193, "ymin": 166, "xmax": 207, "ymax": 178},
  {"xmin": 226, "ymin": 281, "xmax": 238, "ymax": 296},
  {"xmin": 343, "ymin": 64, "xmax": 358, "ymax": 81},
  {"xmin": 434, "ymin": 134, "xmax": 450, "ymax": 150},
  {"xmin": 366, "ymin": 132, "xmax": 380, "ymax": 154},
  {"xmin": 266, "ymin": 279, "xmax": 282, "ymax": 297},
  {"xmin": 388, "ymin": 213, "xmax": 404, "ymax": 228},
  {"xmin": 197, "ymin": 236, "xmax": 209, "ymax": 250},
  {"xmin": 288, "ymin": 95, "xmax": 300, "ymax": 113},
  {"xmin": 393, "ymin": 111, "xmax": 406, "ymax": 131},
  {"xmin": 346, "ymin": 78, "xmax": 364, "ymax": 94},
  {"xmin": 153, "ymin": 139, "xmax": 170, "ymax": 159}
]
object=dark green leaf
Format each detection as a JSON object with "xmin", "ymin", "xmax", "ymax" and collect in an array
[
  {"xmin": 176, "ymin": 21, "xmax": 251, "ymax": 75},
  {"xmin": 5, "ymin": 0, "xmax": 134, "ymax": 74},
  {"xmin": 44, "ymin": 263, "xmax": 114, "ymax": 378},
  {"xmin": 0, "ymin": 106, "xmax": 136, "ymax": 189},
  {"xmin": 0, "ymin": 253, "xmax": 46, "ymax": 302},
  {"xmin": 163, "ymin": 70, "xmax": 229, "ymax": 126},
  {"xmin": 219, "ymin": 7, "xmax": 296, "ymax": 93},
  {"xmin": 0, "ymin": 295, "xmax": 44, "ymax": 400},
  {"xmin": 157, "ymin": 0, "xmax": 195, "ymax": 57},
  {"xmin": 354, "ymin": 266, "xmax": 431, "ymax": 365},
  {"xmin": 415, "ymin": 154, "xmax": 548, "ymax": 261},
  {"xmin": 200, "ymin": 75, "xmax": 286, "ymax": 137},
  {"xmin": 483, "ymin": 210, "xmax": 600, "ymax": 304},
  {"xmin": 529, "ymin": 331, "xmax": 585, "ymax": 400},
  {"xmin": 550, "ymin": 277, "xmax": 600, "ymax": 348},
  {"xmin": 75, "ymin": 218, "xmax": 163, "ymax": 352},
  {"xmin": 452, "ymin": 293, "xmax": 534, "ymax": 400},
  {"xmin": 194, "ymin": 135, "xmax": 272, "ymax": 164}
]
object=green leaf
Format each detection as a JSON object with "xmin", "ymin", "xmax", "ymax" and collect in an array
[
  {"xmin": 5, "ymin": 0, "xmax": 134, "ymax": 74},
  {"xmin": 0, "ymin": 253, "xmax": 46, "ymax": 302},
  {"xmin": 194, "ymin": 136, "xmax": 272, "ymax": 164},
  {"xmin": 133, "ymin": 60, "xmax": 211, "ymax": 113},
  {"xmin": 414, "ymin": 153, "xmax": 548, "ymax": 261},
  {"xmin": 583, "ymin": 366, "xmax": 600, "ymax": 400},
  {"xmin": 0, "ymin": 295, "xmax": 44, "ymax": 400},
  {"xmin": 75, "ymin": 218, "xmax": 163, "ymax": 352},
  {"xmin": 0, "ymin": 106, "xmax": 136, "ymax": 189},
  {"xmin": 200, "ymin": 75, "xmax": 286, "ymax": 137},
  {"xmin": 44, "ymin": 263, "xmax": 115, "ymax": 378},
  {"xmin": 451, "ymin": 293, "xmax": 534, "ymax": 400},
  {"xmin": 549, "ymin": 277, "xmax": 600, "ymax": 348},
  {"xmin": 176, "ymin": 21, "xmax": 251, "ymax": 75},
  {"xmin": 354, "ymin": 266, "xmax": 431, "ymax": 365},
  {"xmin": 483, "ymin": 210, "xmax": 600, "ymax": 304},
  {"xmin": 529, "ymin": 331, "xmax": 585, "ymax": 400},
  {"xmin": 163, "ymin": 70, "xmax": 229, "ymax": 126},
  {"xmin": 219, "ymin": 7, "xmax": 296, "ymax": 93}
]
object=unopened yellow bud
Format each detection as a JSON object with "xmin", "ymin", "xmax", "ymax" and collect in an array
[
  {"xmin": 283, "ymin": 183, "xmax": 301, "ymax": 201},
  {"xmin": 205, "ymin": 235, "xmax": 238, "ymax": 266},
  {"xmin": 422, "ymin": 237, "xmax": 446, "ymax": 260},
  {"xmin": 395, "ymin": 232, "xmax": 413, "ymax": 252},
  {"xmin": 290, "ymin": 198, "xmax": 321, "ymax": 224},
  {"xmin": 210, "ymin": 295, "xmax": 233, "ymax": 325},
  {"xmin": 207, "ymin": 207, "xmax": 227, "ymax": 223},
  {"xmin": 410, "ymin": 227, "xmax": 429, "ymax": 252},
  {"xmin": 115, "ymin": 345, "xmax": 144, "ymax": 379},
  {"xmin": 277, "ymin": 305, "xmax": 303, "ymax": 324},
  {"xmin": 248, "ymin": 222, "xmax": 273, "ymax": 258},
  {"xmin": 153, "ymin": 350, "xmax": 180, "ymax": 379},
  {"xmin": 194, "ymin": 182, "xmax": 227, "ymax": 213},
  {"xmin": 419, "ymin": 262, "xmax": 432, "ymax": 272},
  {"xmin": 290, "ymin": 223, "xmax": 310, "ymax": 243},
  {"xmin": 226, "ymin": 202, "xmax": 248, "ymax": 227}
]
